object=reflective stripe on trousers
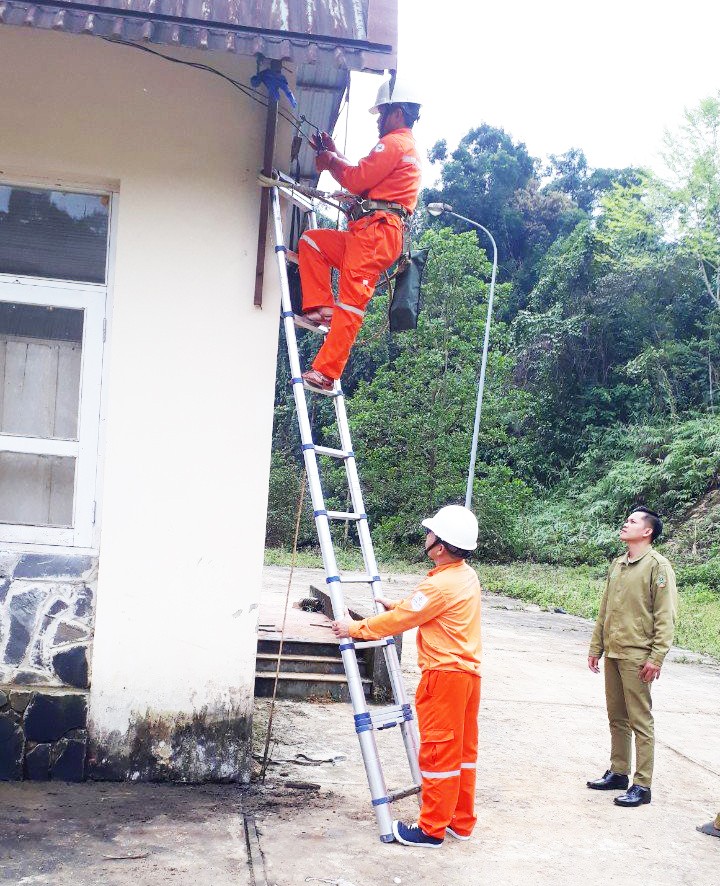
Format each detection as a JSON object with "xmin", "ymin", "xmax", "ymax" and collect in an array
[{"xmin": 415, "ymin": 669, "xmax": 481, "ymax": 840}]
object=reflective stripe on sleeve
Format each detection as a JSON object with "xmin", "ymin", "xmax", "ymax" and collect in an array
[
  {"xmin": 300, "ymin": 232, "xmax": 321, "ymax": 253},
  {"xmin": 461, "ymin": 762, "xmax": 477, "ymax": 770}
]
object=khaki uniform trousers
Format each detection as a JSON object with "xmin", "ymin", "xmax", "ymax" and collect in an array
[{"xmin": 604, "ymin": 657, "xmax": 654, "ymax": 787}]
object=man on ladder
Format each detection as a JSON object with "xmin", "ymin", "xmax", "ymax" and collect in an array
[
  {"xmin": 332, "ymin": 506, "xmax": 482, "ymax": 848},
  {"xmin": 298, "ymin": 76, "xmax": 423, "ymax": 393}
]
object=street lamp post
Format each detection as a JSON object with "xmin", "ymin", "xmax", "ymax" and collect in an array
[{"xmin": 426, "ymin": 202, "xmax": 498, "ymax": 510}]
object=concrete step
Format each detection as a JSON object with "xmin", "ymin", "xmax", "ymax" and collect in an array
[
  {"xmin": 256, "ymin": 652, "xmax": 356, "ymax": 676},
  {"xmin": 257, "ymin": 638, "xmax": 340, "ymax": 658},
  {"xmin": 254, "ymin": 671, "xmax": 371, "ymax": 702}
]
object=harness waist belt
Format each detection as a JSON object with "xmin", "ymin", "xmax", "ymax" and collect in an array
[{"xmin": 349, "ymin": 199, "xmax": 409, "ymax": 222}]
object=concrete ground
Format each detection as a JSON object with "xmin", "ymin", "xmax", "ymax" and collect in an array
[{"xmin": 2, "ymin": 565, "xmax": 719, "ymax": 885}]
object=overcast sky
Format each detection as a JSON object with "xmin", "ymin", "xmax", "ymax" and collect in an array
[{"xmin": 334, "ymin": 0, "xmax": 720, "ymax": 187}]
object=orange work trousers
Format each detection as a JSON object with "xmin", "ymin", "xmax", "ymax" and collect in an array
[
  {"xmin": 415, "ymin": 669, "xmax": 481, "ymax": 839},
  {"xmin": 298, "ymin": 212, "xmax": 403, "ymax": 380}
]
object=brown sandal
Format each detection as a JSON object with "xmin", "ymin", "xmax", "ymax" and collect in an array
[
  {"xmin": 303, "ymin": 307, "xmax": 334, "ymax": 324},
  {"xmin": 301, "ymin": 368, "xmax": 335, "ymax": 393}
]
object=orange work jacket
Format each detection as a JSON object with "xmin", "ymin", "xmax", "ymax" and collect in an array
[
  {"xmin": 347, "ymin": 560, "xmax": 482, "ymax": 675},
  {"xmin": 328, "ymin": 127, "xmax": 422, "ymax": 213}
]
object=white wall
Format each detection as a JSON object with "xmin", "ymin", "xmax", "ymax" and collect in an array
[{"xmin": 0, "ymin": 25, "xmax": 290, "ymax": 778}]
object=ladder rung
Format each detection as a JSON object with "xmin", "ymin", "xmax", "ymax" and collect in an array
[
  {"xmin": 276, "ymin": 182, "xmax": 315, "ymax": 212},
  {"xmin": 338, "ymin": 573, "xmax": 375, "ymax": 584},
  {"xmin": 314, "ymin": 445, "xmax": 352, "ymax": 459},
  {"xmin": 302, "ymin": 381, "xmax": 340, "ymax": 397},
  {"xmin": 370, "ymin": 704, "xmax": 413, "ymax": 730},
  {"xmin": 327, "ymin": 510, "xmax": 363, "ymax": 521},
  {"xmin": 353, "ymin": 639, "xmax": 393, "ymax": 650},
  {"xmin": 294, "ymin": 314, "xmax": 329, "ymax": 334},
  {"xmin": 387, "ymin": 784, "xmax": 422, "ymax": 803}
]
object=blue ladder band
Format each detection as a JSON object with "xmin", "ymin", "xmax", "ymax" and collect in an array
[
  {"xmin": 281, "ymin": 310, "xmax": 294, "ymax": 318},
  {"xmin": 314, "ymin": 509, "xmax": 327, "ymax": 517},
  {"xmin": 380, "ymin": 833, "xmax": 394, "ymax": 843},
  {"xmin": 275, "ymin": 245, "xmax": 287, "ymax": 253},
  {"xmin": 346, "ymin": 450, "xmax": 355, "ymax": 458},
  {"xmin": 338, "ymin": 641, "xmax": 354, "ymax": 652},
  {"xmin": 371, "ymin": 796, "xmax": 390, "ymax": 807},
  {"xmin": 326, "ymin": 575, "xmax": 340, "ymax": 584},
  {"xmin": 385, "ymin": 637, "xmax": 396, "ymax": 646},
  {"xmin": 402, "ymin": 703, "xmax": 413, "ymax": 721},
  {"xmin": 372, "ymin": 576, "xmax": 382, "ymax": 583},
  {"xmin": 359, "ymin": 513, "xmax": 368, "ymax": 520},
  {"xmin": 354, "ymin": 712, "xmax": 372, "ymax": 734},
  {"xmin": 291, "ymin": 377, "xmax": 303, "ymax": 384},
  {"xmin": 302, "ymin": 443, "xmax": 314, "ymax": 451}
]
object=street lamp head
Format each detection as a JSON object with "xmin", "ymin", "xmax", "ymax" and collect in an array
[{"xmin": 426, "ymin": 202, "xmax": 453, "ymax": 217}]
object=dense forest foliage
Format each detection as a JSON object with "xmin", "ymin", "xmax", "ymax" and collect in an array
[{"xmin": 267, "ymin": 95, "xmax": 720, "ymax": 610}]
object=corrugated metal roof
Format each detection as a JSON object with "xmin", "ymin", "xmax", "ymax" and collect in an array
[
  {"xmin": 294, "ymin": 63, "xmax": 349, "ymax": 181},
  {"xmin": 0, "ymin": 0, "xmax": 397, "ymax": 70},
  {"xmin": 0, "ymin": 0, "xmax": 396, "ymax": 182}
]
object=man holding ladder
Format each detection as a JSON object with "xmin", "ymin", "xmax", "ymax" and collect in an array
[{"xmin": 332, "ymin": 505, "xmax": 482, "ymax": 848}]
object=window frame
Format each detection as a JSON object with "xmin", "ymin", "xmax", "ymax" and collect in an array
[{"xmin": 0, "ymin": 179, "xmax": 114, "ymax": 550}]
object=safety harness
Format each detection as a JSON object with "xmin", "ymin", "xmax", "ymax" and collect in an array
[{"xmin": 348, "ymin": 198, "xmax": 410, "ymax": 222}]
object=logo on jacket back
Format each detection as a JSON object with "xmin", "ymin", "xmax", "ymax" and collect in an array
[{"xmin": 373, "ymin": 143, "xmax": 386, "ymax": 153}]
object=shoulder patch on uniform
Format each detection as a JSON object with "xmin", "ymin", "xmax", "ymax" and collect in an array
[
  {"xmin": 373, "ymin": 142, "xmax": 386, "ymax": 153},
  {"xmin": 657, "ymin": 572, "xmax": 667, "ymax": 588},
  {"xmin": 410, "ymin": 591, "xmax": 428, "ymax": 612}
]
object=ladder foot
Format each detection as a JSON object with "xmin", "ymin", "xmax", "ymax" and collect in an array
[{"xmin": 380, "ymin": 833, "xmax": 395, "ymax": 843}]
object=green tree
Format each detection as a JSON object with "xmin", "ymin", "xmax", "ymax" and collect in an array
[
  {"xmin": 424, "ymin": 125, "xmax": 536, "ymax": 275},
  {"xmin": 662, "ymin": 93, "xmax": 720, "ymax": 311},
  {"xmin": 336, "ymin": 228, "xmax": 532, "ymax": 559}
]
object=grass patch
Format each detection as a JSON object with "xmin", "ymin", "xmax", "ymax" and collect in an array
[
  {"xmin": 264, "ymin": 550, "xmax": 720, "ymax": 659},
  {"xmin": 480, "ymin": 562, "xmax": 720, "ymax": 659},
  {"xmin": 264, "ymin": 546, "xmax": 423, "ymax": 574},
  {"xmin": 480, "ymin": 563, "xmax": 607, "ymax": 620}
]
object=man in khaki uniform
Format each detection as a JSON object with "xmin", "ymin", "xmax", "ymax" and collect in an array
[
  {"xmin": 587, "ymin": 506, "xmax": 677, "ymax": 807},
  {"xmin": 696, "ymin": 812, "xmax": 720, "ymax": 838}
]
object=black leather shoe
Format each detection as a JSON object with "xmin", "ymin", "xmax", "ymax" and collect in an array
[
  {"xmin": 587, "ymin": 770, "xmax": 630, "ymax": 790},
  {"xmin": 614, "ymin": 785, "xmax": 651, "ymax": 807}
]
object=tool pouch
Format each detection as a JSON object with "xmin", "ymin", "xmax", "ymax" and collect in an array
[{"xmin": 389, "ymin": 247, "xmax": 430, "ymax": 333}]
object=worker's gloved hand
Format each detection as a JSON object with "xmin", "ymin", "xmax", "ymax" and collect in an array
[
  {"xmin": 309, "ymin": 131, "xmax": 337, "ymax": 153},
  {"xmin": 315, "ymin": 150, "xmax": 336, "ymax": 173}
]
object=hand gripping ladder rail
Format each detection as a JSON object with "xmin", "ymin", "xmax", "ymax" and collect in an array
[{"xmin": 268, "ymin": 179, "xmax": 422, "ymax": 842}]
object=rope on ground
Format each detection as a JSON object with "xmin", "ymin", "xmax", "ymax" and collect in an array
[{"xmin": 259, "ymin": 465, "xmax": 307, "ymax": 781}]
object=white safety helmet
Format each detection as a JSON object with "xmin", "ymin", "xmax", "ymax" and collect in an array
[
  {"xmin": 369, "ymin": 75, "xmax": 423, "ymax": 115},
  {"xmin": 421, "ymin": 505, "xmax": 478, "ymax": 552}
]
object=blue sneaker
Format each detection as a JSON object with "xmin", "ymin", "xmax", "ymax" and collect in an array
[{"xmin": 392, "ymin": 820, "xmax": 443, "ymax": 848}]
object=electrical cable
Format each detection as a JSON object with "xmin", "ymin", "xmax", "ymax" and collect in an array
[{"xmin": 101, "ymin": 36, "xmax": 328, "ymax": 141}]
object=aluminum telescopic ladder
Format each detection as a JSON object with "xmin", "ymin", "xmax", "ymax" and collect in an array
[{"xmin": 268, "ymin": 178, "xmax": 422, "ymax": 843}]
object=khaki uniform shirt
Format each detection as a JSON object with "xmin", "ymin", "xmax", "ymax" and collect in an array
[{"xmin": 589, "ymin": 548, "xmax": 677, "ymax": 666}]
